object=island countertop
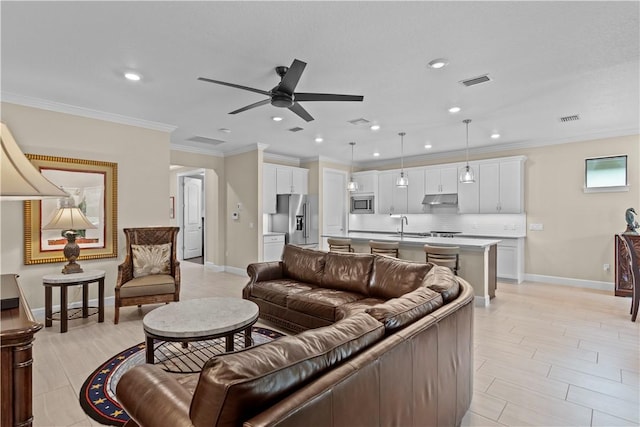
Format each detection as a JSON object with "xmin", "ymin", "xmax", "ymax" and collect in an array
[{"xmin": 322, "ymin": 231, "xmax": 501, "ymax": 249}]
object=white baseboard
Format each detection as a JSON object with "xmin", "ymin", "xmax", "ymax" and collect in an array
[
  {"xmin": 475, "ymin": 295, "xmax": 490, "ymax": 307},
  {"xmin": 224, "ymin": 266, "xmax": 249, "ymax": 277},
  {"xmin": 524, "ymin": 274, "xmax": 613, "ymax": 291},
  {"xmin": 31, "ymin": 296, "xmax": 115, "ymax": 318},
  {"xmin": 204, "ymin": 262, "xmax": 225, "ymax": 272}
]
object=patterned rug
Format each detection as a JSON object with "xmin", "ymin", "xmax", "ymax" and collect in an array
[{"xmin": 79, "ymin": 326, "xmax": 284, "ymax": 426}]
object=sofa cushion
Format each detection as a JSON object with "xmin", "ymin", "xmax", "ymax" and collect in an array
[
  {"xmin": 366, "ymin": 286, "xmax": 443, "ymax": 333},
  {"xmin": 424, "ymin": 265, "xmax": 460, "ymax": 303},
  {"xmin": 281, "ymin": 245, "xmax": 326, "ymax": 286},
  {"xmin": 118, "ymin": 274, "xmax": 175, "ymax": 298},
  {"xmin": 286, "ymin": 288, "xmax": 365, "ymax": 322},
  {"xmin": 250, "ymin": 280, "xmax": 316, "ymax": 306},
  {"xmin": 336, "ymin": 297, "xmax": 386, "ymax": 321},
  {"xmin": 189, "ymin": 312, "xmax": 384, "ymax": 427},
  {"xmin": 368, "ymin": 255, "xmax": 433, "ymax": 300},
  {"xmin": 320, "ymin": 251, "xmax": 374, "ymax": 295}
]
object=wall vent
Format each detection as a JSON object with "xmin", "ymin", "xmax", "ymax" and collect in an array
[
  {"xmin": 187, "ymin": 136, "xmax": 226, "ymax": 145},
  {"xmin": 459, "ymin": 74, "xmax": 492, "ymax": 87},
  {"xmin": 288, "ymin": 127, "xmax": 304, "ymax": 132},
  {"xmin": 348, "ymin": 118, "xmax": 370, "ymax": 125},
  {"xmin": 559, "ymin": 114, "xmax": 580, "ymax": 123}
]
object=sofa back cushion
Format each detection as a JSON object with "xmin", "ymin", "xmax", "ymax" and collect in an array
[
  {"xmin": 424, "ymin": 265, "xmax": 460, "ymax": 303},
  {"xmin": 281, "ymin": 244, "xmax": 327, "ymax": 286},
  {"xmin": 368, "ymin": 256, "xmax": 433, "ymax": 299},
  {"xmin": 189, "ymin": 312, "xmax": 384, "ymax": 427},
  {"xmin": 321, "ymin": 251, "xmax": 374, "ymax": 295},
  {"xmin": 366, "ymin": 287, "xmax": 443, "ymax": 333}
]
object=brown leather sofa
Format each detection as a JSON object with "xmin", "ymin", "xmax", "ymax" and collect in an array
[{"xmin": 116, "ymin": 245, "xmax": 474, "ymax": 427}]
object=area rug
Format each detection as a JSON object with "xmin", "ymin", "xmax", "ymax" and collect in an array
[{"xmin": 79, "ymin": 326, "xmax": 284, "ymax": 426}]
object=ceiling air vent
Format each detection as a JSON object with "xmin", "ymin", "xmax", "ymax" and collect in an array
[
  {"xmin": 187, "ymin": 136, "xmax": 226, "ymax": 145},
  {"xmin": 459, "ymin": 74, "xmax": 492, "ymax": 87},
  {"xmin": 559, "ymin": 114, "xmax": 580, "ymax": 123},
  {"xmin": 348, "ymin": 118, "xmax": 370, "ymax": 125},
  {"xmin": 288, "ymin": 127, "xmax": 304, "ymax": 132}
]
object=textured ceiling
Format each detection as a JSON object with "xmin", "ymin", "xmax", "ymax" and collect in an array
[{"xmin": 1, "ymin": 1, "xmax": 638, "ymax": 165}]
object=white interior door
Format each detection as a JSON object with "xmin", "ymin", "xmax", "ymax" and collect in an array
[
  {"xmin": 322, "ymin": 169, "xmax": 347, "ymax": 249},
  {"xmin": 183, "ymin": 176, "xmax": 203, "ymax": 259}
]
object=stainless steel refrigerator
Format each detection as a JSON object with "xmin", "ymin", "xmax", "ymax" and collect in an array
[{"xmin": 272, "ymin": 194, "xmax": 318, "ymax": 248}]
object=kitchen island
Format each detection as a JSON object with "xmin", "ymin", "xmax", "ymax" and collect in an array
[{"xmin": 322, "ymin": 231, "xmax": 501, "ymax": 306}]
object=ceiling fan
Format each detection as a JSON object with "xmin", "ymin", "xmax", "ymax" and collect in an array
[{"xmin": 197, "ymin": 59, "xmax": 364, "ymax": 122}]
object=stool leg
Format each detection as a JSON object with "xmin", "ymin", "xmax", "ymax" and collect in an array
[
  {"xmin": 60, "ymin": 286, "xmax": 68, "ymax": 333},
  {"xmin": 45, "ymin": 286, "xmax": 52, "ymax": 327},
  {"xmin": 98, "ymin": 278, "xmax": 104, "ymax": 323},
  {"xmin": 82, "ymin": 283, "xmax": 89, "ymax": 318}
]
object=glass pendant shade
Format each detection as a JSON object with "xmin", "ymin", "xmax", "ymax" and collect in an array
[
  {"xmin": 459, "ymin": 119, "xmax": 475, "ymax": 184},
  {"xmin": 347, "ymin": 141, "xmax": 359, "ymax": 192},
  {"xmin": 396, "ymin": 132, "xmax": 408, "ymax": 187}
]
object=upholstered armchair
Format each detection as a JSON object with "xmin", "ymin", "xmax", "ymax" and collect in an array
[{"xmin": 114, "ymin": 227, "xmax": 180, "ymax": 324}]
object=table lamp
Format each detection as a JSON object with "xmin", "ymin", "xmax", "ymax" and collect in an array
[{"xmin": 43, "ymin": 199, "xmax": 97, "ymax": 274}]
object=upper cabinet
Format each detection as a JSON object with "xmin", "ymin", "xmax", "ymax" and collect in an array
[
  {"xmin": 378, "ymin": 170, "xmax": 407, "ymax": 214},
  {"xmin": 351, "ymin": 171, "xmax": 379, "ymax": 194},
  {"xmin": 407, "ymin": 168, "xmax": 426, "ymax": 213},
  {"xmin": 457, "ymin": 162, "xmax": 480, "ymax": 214},
  {"xmin": 425, "ymin": 166, "xmax": 458, "ymax": 194},
  {"xmin": 479, "ymin": 157, "xmax": 525, "ymax": 213},
  {"xmin": 275, "ymin": 165, "xmax": 308, "ymax": 195}
]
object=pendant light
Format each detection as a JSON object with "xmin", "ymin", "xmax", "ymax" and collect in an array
[
  {"xmin": 396, "ymin": 132, "xmax": 408, "ymax": 187},
  {"xmin": 347, "ymin": 142, "xmax": 359, "ymax": 192},
  {"xmin": 459, "ymin": 119, "xmax": 475, "ymax": 184}
]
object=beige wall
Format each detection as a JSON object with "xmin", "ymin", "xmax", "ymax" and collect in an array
[
  {"xmin": 1, "ymin": 102, "xmax": 172, "ymax": 309},
  {"xmin": 225, "ymin": 149, "xmax": 262, "ymax": 269}
]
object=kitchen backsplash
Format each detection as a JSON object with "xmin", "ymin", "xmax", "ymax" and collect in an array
[{"xmin": 349, "ymin": 213, "xmax": 527, "ymax": 238}]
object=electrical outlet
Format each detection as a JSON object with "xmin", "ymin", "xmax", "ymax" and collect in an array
[
  {"xmin": 603, "ymin": 263, "xmax": 610, "ymax": 272},
  {"xmin": 529, "ymin": 223, "xmax": 544, "ymax": 231}
]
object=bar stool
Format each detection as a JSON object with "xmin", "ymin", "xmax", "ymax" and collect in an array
[
  {"xmin": 327, "ymin": 238, "xmax": 354, "ymax": 253},
  {"xmin": 369, "ymin": 241, "xmax": 399, "ymax": 258},
  {"xmin": 424, "ymin": 244, "xmax": 460, "ymax": 275}
]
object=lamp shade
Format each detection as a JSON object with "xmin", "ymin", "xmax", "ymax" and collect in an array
[
  {"xmin": 43, "ymin": 206, "xmax": 97, "ymax": 231},
  {"xmin": 1, "ymin": 123, "xmax": 69, "ymax": 200}
]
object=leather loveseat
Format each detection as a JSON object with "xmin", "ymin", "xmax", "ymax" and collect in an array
[{"xmin": 116, "ymin": 244, "xmax": 474, "ymax": 427}]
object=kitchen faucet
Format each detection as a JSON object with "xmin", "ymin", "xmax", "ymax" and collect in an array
[{"xmin": 399, "ymin": 215, "xmax": 408, "ymax": 238}]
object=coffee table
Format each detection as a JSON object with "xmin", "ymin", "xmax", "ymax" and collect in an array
[{"xmin": 142, "ymin": 297, "xmax": 259, "ymax": 368}]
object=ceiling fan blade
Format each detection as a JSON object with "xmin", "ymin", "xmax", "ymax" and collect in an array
[
  {"xmin": 294, "ymin": 93, "xmax": 364, "ymax": 102},
  {"xmin": 288, "ymin": 102, "xmax": 314, "ymax": 122},
  {"xmin": 278, "ymin": 59, "xmax": 307, "ymax": 94},
  {"xmin": 229, "ymin": 99, "xmax": 271, "ymax": 115},
  {"xmin": 197, "ymin": 77, "xmax": 271, "ymax": 96}
]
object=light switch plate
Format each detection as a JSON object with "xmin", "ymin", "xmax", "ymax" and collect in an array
[{"xmin": 529, "ymin": 223, "xmax": 544, "ymax": 231}]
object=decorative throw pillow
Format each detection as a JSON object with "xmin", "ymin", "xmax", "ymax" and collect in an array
[{"xmin": 132, "ymin": 243, "xmax": 171, "ymax": 278}]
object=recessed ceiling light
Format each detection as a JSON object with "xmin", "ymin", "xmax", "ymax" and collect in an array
[
  {"xmin": 424, "ymin": 144, "xmax": 432, "ymax": 149},
  {"xmin": 491, "ymin": 133, "xmax": 501, "ymax": 139},
  {"xmin": 448, "ymin": 106, "xmax": 461, "ymax": 113},
  {"xmin": 124, "ymin": 72, "xmax": 142, "ymax": 81},
  {"xmin": 373, "ymin": 152, "xmax": 380, "ymax": 157},
  {"xmin": 370, "ymin": 124, "xmax": 380, "ymax": 131},
  {"xmin": 315, "ymin": 137, "xmax": 323, "ymax": 143},
  {"xmin": 272, "ymin": 116, "xmax": 283, "ymax": 122},
  {"xmin": 428, "ymin": 58, "xmax": 449, "ymax": 69}
]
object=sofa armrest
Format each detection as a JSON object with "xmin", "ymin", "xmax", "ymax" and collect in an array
[
  {"xmin": 244, "ymin": 261, "xmax": 283, "ymax": 298},
  {"xmin": 116, "ymin": 364, "xmax": 194, "ymax": 427}
]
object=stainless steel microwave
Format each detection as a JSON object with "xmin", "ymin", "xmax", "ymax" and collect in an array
[{"xmin": 350, "ymin": 195, "xmax": 375, "ymax": 214}]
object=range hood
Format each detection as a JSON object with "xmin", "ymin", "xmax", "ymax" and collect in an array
[{"xmin": 421, "ymin": 193, "xmax": 458, "ymax": 206}]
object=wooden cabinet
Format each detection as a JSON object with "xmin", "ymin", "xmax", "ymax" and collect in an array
[
  {"xmin": 479, "ymin": 158, "xmax": 524, "ymax": 213},
  {"xmin": 351, "ymin": 171, "xmax": 378, "ymax": 194},
  {"xmin": 1, "ymin": 274, "xmax": 42, "ymax": 427},
  {"xmin": 377, "ymin": 170, "xmax": 407, "ymax": 214},
  {"xmin": 615, "ymin": 234, "xmax": 640, "ymax": 296},
  {"xmin": 425, "ymin": 166, "xmax": 458, "ymax": 194},
  {"xmin": 263, "ymin": 163, "xmax": 277, "ymax": 214},
  {"xmin": 457, "ymin": 162, "xmax": 480, "ymax": 214}
]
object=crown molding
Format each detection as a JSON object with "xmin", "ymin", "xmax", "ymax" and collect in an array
[
  {"xmin": 170, "ymin": 143, "xmax": 224, "ymax": 157},
  {"xmin": 1, "ymin": 92, "xmax": 177, "ymax": 133},
  {"xmin": 264, "ymin": 152, "xmax": 300, "ymax": 166},
  {"xmin": 224, "ymin": 143, "xmax": 268, "ymax": 157}
]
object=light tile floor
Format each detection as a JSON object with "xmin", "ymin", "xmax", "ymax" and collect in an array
[{"xmin": 31, "ymin": 262, "xmax": 639, "ymax": 426}]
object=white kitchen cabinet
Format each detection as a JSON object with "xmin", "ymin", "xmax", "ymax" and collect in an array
[
  {"xmin": 275, "ymin": 165, "xmax": 308, "ymax": 194},
  {"xmin": 457, "ymin": 162, "xmax": 480, "ymax": 214},
  {"xmin": 479, "ymin": 159, "xmax": 524, "ymax": 213},
  {"xmin": 407, "ymin": 168, "xmax": 426, "ymax": 213},
  {"xmin": 377, "ymin": 170, "xmax": 407, "ymax": 214},
  {"xmin": 263, "ymin": 163, "xmax": 277, "ymax": 214},
  {"xmin": 263, "ymin": 234, "xmax": 285, "ymax": 261},
  {"xmin": 425, "ymin": 166, "xmax": 458, "ymax": 194},
  {"xmin": 351, "ymin": 171, "xmax": 378, "ymax": 194},
  {"xmin": 496, "ymin": 237, "xmax": 524, "ymax": 283}
]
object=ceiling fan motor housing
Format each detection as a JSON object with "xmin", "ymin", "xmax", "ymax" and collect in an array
[{"xmin": 271, "ymin": 92, "xmax": 294, "ymax": 108}]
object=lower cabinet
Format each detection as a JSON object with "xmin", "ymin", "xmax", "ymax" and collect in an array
[
  {"xmin": 496, "ymin": 238, "xmax": 524, "ymax": 283},
  {"xmin": 263, "ymin": 234, "xmax": 285, "ymax": 262}
]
